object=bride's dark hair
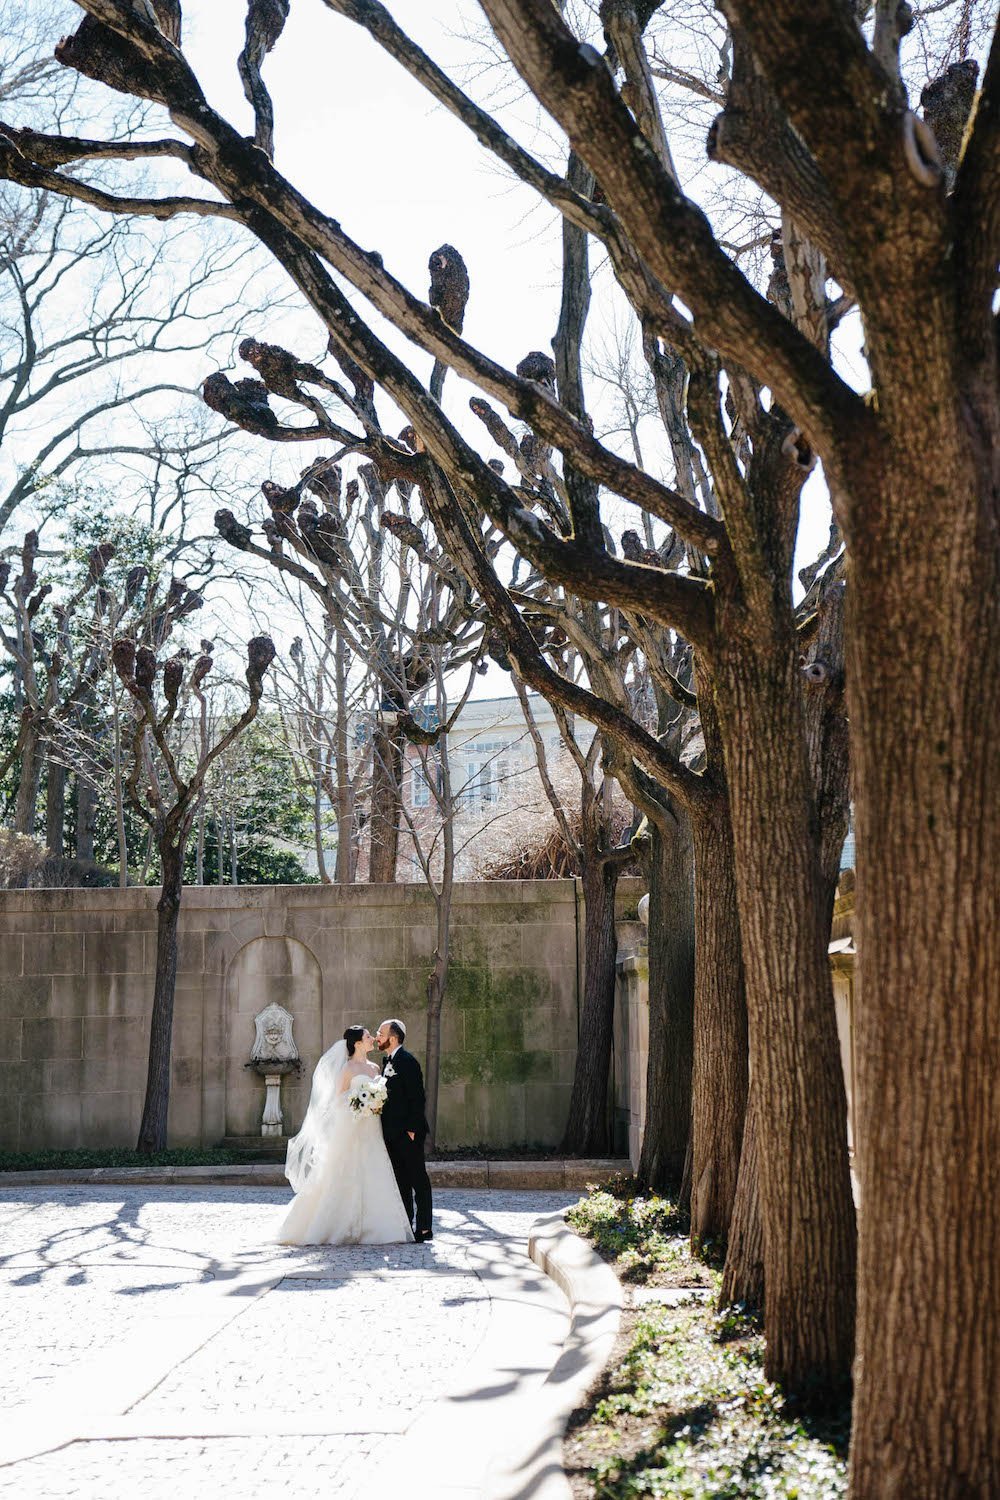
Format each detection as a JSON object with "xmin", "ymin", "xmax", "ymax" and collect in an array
[{"xmin": 343, "ymin": 1025, "xmax": 366, "ymax": 1058}]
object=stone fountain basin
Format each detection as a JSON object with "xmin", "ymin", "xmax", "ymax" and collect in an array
[{"xmin": 245, "ymin": 1058, "xmax": 302, "ymax": 1077}]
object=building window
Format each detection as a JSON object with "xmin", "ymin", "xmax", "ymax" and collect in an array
[
  {"xmin": 464, "ymin": 760, "xmax": 495, "ymax": 807},
  {"xmin": 412, "ymin": 765, "xmax": 431, "ymax": 808}
]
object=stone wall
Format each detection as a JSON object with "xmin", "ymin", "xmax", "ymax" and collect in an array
[{"xmin": 0, "ymin": 878, "xmax": 643, "ymax": 1154}]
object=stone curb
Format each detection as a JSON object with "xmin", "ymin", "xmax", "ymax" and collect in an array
[
  {"xmin": 489, "ymin": 1210, "xmax": 622, "ymax": 1499},
  {"xmin": 0, "ymin": 1158, "xmax": 628, "ymax": 1191}
]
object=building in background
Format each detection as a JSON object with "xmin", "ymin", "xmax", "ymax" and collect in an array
[{"xmin": 395, "ymin": 692, "xmax": 595, "ymax": 881}]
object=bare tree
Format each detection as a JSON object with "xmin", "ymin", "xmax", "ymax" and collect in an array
[
  {"xmin": 516, "ymin": 675, "xmax": 638, "ymax": 1153},
  {"xmin": 211, "ymin": 321, "xmax": 485, "ymax": 884},
  {"xmin": 0, "ymin": 526, "xmax": 202, "ymax": 841},
  {"xmin": 112, "ymin": 630, "xmax": 274, "ymax": 1152}
]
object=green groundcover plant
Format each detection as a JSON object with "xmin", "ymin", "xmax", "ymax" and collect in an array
[{"xmin": 566, "ymin": 1181, "xmax": 849, "ymax": 1499}]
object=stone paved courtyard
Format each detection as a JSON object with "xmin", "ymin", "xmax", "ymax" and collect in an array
[{"xmin": 0, "ymin": 1187, "xmax": 577, "ymax": 1499}]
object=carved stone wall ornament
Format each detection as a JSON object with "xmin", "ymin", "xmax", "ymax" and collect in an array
[{"xmin": 250, "ymin": 1001, "xmax": 299, "ymax": 1064}]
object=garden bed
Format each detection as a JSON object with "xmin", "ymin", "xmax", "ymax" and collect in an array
[{"xmin": 563, "ymin": 1179, "xmax": 849, "ymax": 1498}]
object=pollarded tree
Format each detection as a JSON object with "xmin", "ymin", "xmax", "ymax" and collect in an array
[
  {"xmin": 209, "ymin": 323, "xmax": 485, "ymax": 885},
  {"xmin": 0, "ymin": 526, "xmax": 203, "ymax": 841},
  {"xmin": 12, "ymin": 4, "xmax": 998, "ymax": 1483},
  {"xmin": 112, "ymin": 630, "xmax": 275, "ymax": 1152}
]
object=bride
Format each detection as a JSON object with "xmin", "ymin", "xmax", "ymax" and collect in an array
[{"xmin": 277, "ymin": 1025, "xmax": 414, "ymax": 1246}]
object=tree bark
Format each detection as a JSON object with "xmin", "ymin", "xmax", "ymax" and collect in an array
[
  {"xmin": 313, "ymin": 761, "xmax": 330, "ymax": 883},
  {"xmin": 637, "ymin": 809, "xmax": 694, "ymax": 1191},
  {"xmin": 369, "ymin": 721, "xmax": 402, "ymax": 883},
  {"xmin": 689, "ymin": 793, "xmax": 748, "ymax": 1246},
  {"xmin": 713, "ymin": 641, "xmax": 856, "ymax": 1398},
  {"xmin": 136, "ymin": 839, "xmax": 182, "ymax": 1154},
  {"xmin": 423, "ymin": 881, "xmax": 452, "ymax": 1151},
  {"xmin": 76, "ymin": 776, "xmax": 97, "ymax": 862},
  {"xmin": 332, "ymin": 634, "xmax": 355, "ymax": 882},
  {"xmin": 561, "ymin": 850, "xmax": 621, "ymax": 1155},
  {"xmin": 13, "ymin": 723, "xmax": 41, "ymax": 836},
  {"xmin": 718, "ymin": 1074, "xmax": 764, "ymax": 1311},
  {"xmin": 846, "ymin": 434, "xmax": 1000, "ymax": 1494},
  {"xmin": 45, "ymin": 757, "xmax": 66, "ymax": 858}
]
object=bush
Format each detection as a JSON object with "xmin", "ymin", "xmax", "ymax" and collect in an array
[
  {"xmin": 0, "ymin": 1147, "xmax": 241, "ymax": 1171},
  {"xmin": 0, "ymin": 827, "xmax": 49, "ymax": 887}
]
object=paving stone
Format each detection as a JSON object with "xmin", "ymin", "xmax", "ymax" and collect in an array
[{"xmin": 0, "ymin": 1186, "xmax": 576, "ymax": 1499}]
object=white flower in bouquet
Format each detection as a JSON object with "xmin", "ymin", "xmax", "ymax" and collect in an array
[
  {"xmin": 367, "ymin": 1075, "xmax": 388, "ymax": 1115},
  {"xmin": 347, "ymin": 1073, "xmax": 388, "ymax": 1117},
  {"xmin": 347, "ymin": 1075, "xmax": 371, "ymax": 1114}
]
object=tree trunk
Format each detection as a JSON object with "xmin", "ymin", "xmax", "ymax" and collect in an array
[
  {"xmin": 561, "ymin": 852, "xmax": 620, "ymax": 1155},
  {"xmin": 334, "ymin": 632, "xmax": 354, "ymax": 883},
  {"xmin": 45, "ymin": 758, "xmax": 66, "ymax": 858},
  {"xmin": 714, "ymin": 643, "xmax": 856, "ymax": 1398},
  {"xmin": 637, "ymin": 808, "xmax": 695, "ymax": 1191},
  {"xmin": 423, "ymin": 888, "xmax": 452, "ymax": 1153},
  {"xmin": 689, "ymin": 792, "xmax": 748, "ymax": 1246},
  {"xmin": 846, "ymin": 434, "xmax": 1000, "ymax": 1494},
  {"xmin": 369, "ymin": 721, "xmax": 402, "ymax": 883},
  {"xmin": 313, "ymin": 763, "xmax": 330, "ymax": 883},
  {"xmin": 13, "ymin": 723, "xmax": 41, "ymax": 836},
  {"xmin": 76, "ymin": 777, "xmax": 97, "ymax": 862},
  {"xmin": 136, "ymin": 840, "xmax": 182, "ymax": 1154},
  {"xmin": 718, "ymin": 1073, "xmax": 764, "ymax": 1311}
]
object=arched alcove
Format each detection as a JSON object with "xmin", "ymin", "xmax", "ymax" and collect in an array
[{"xmin": 224, "ymin": 936, "xmax": 322, "ymax": 1138}]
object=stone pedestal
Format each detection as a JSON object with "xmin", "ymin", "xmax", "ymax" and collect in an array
[{"xmin": 261, "ymin": 1073, "xmax": 284, "ymax": 1136}]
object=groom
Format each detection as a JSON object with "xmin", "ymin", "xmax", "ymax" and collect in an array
[{"xmin": 376, "ymin": 1019, "xmax": 433, "ymax": 1243}]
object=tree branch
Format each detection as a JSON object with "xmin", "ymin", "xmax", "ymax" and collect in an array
[
  {"xmin": 953, "ymin": 22, "xmax": 1000, "ymax": 365},
  {"xmin": 477, "ymin": 0, "xmax": 868, "ymax": 461},
  {"xmin": 0, "ymin": 130, "xmax": 240, "ymax": 222}
]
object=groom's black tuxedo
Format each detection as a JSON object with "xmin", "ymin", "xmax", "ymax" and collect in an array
[{"xmin": 381, "ymin": 1047, "xmax": 433, "ymax": 1237}]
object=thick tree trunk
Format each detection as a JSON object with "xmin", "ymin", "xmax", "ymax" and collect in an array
[
  {"xmin": 714, "ymin": 645, "xmax": 856, "ymax": 1398},
  {"xmin": 561, "ymin": 852, "xmax": 620, "ymax": 1155},
  {"xmin": 13, "ymin": 724, "xmax": 41, "ymax": 836},
  {"xmin": 846, "ymin": 436, "xmax": 1000, "ymax": 1494},
  {"xmin": 689, "ymin": 793, "xmax": 748, "ymax": 1246},
  {"xmin": 718, "ymin": 1074, "xmax": 764, "ymax": 1310},
  {"xmin": 369, "ymin": 722, "xmax": 402, "ymax": 883},
  {"xmin": 637, "ymin": 809, "xmax": 694, "ymax": 1192},
  {"xmin": 76, "ymin": 777, "xmax": 97, "ymax": 862},
  {"xmin": 136, "ymin": 841, "xmax": 182, "ymax": 1154},
  {"xmin": 45, "ymin": 759, "xmax": 66, "ymax": 858}
]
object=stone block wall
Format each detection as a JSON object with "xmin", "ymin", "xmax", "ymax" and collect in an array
[{"xmin": 0, "ymin": 878, "xmax": 643, "ymax": 1153}]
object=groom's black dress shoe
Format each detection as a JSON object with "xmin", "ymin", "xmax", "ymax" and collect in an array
[{"xmin": 415, "ymin": 1230, "xmax": 433, "ymax": 1243}]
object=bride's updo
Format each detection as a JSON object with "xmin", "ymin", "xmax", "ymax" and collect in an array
[{"xmin": 343, "ymin": 1025, "xmax": 366, "ymax": 1058}]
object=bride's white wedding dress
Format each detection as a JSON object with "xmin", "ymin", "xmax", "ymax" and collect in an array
[{"xmin": 277, "ymin": 1041, "xmax": 414, "ymax": 1246}]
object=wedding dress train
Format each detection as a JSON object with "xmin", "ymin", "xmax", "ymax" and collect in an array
[{"xmin": 277, "ymin": 1041, "xmax": 413, "ymax": 1246}]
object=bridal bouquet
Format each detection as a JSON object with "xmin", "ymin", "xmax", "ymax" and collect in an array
[{"xmin": 347, "ymin": 1074, "xmax": 388, "ymax": 1117}]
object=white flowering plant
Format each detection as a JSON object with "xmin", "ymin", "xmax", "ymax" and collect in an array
[{"xmin": 347, "ymin": 1073, "xmax": 388, "ymax": 1117}]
